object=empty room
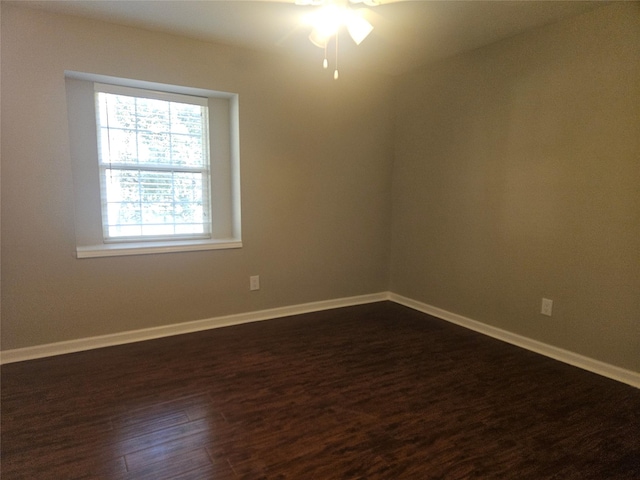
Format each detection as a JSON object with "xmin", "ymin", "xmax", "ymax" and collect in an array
[{"xmin": 1, "ymin": 1, "xmax": 639, "ymax": 478}]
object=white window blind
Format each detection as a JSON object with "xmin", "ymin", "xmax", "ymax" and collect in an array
[{"xmin": 95, "ymin": 83, "xmax": 211, "ymax": 241}]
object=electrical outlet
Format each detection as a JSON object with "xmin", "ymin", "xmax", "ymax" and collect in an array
[
  {"xmin": 250, "ymin": 275, "xmax": 260, "ymax": 291},
  {"xmin": 541, "ymin": 298, "xmax": 553, "ymax": 316}
]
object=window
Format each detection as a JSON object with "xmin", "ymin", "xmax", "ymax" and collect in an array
[
  {"xmin": 65, "ymin": 73, "xmax": 241, "ymax": 258},
  {"xmin": 96, "ymin": 84, "xmax": 211, "ymax": 241}
]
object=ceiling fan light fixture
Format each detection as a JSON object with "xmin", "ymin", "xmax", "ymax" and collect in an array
[
  {"xmin": 309, "ymin": 28, "xmax": 330, "ymax": 48},
  {"xmin": 302, "ymin": 4, "xmax": 341, "ymax": 38},
  {"xmin": 300, "ymin": 1, "xmax": 376, "ymax": 79},
  {"xmin": 303, "ymin": 4, "xmax": 372, "ymax": 45}
]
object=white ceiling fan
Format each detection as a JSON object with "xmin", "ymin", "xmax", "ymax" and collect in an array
[{"xmin": 292, "ymin": 0, "xmax": 385, "ymax": 79}]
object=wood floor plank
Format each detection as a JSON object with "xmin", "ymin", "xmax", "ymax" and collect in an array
[
  {"xmin": 2, "ymin": 302, "xmax": 639, "ymax": 479},
  {"xmin": 123, "ymin": 418, "xmax": 235, "ymax": 472},
  {"xmin": 119, "ymin": 448, "xmax": 213, "ymax": 480}
]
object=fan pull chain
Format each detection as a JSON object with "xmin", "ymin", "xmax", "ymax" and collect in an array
[
  {"xmin": 334, "ymin": 30, "xmax": 339, "ymax": 80},
  {"xmin": 323, "ymin": 42, "xmax": 328, "ymax": 69}
]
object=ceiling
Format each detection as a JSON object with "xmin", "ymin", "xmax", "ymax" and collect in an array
[{"xmin": 10, "ymin": 0, "xmax": 607, "ymax": 76}]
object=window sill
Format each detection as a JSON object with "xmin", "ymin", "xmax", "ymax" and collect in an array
[{"xmin": 76, "ymin": 239, "xmax": 242, "ymax": 258}]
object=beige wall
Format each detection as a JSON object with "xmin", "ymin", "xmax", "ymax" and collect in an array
[
  {"xmin": 391, "ymin": 3, "xmax": 639, "ymax": 371},
  {"xmin": 1, "ymin": 5, "xmax": 394, "ymax": 350}
]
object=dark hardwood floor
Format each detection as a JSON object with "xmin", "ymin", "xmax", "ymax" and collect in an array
[{"xmin": 2, "ymin": 302, "xmax": 639, "ymax": 479}]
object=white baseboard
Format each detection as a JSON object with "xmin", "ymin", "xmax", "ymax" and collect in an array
[
  {"xmin": 0, "ymin": 292, "xmax": 390, "ymax": 365},
  {"xmin": 2, "ymin": 291, "xmax": 638, "ymax": 389},
  {"xmin": 390, "ymin": 293, "xmax": 640, "ymax": 389}
]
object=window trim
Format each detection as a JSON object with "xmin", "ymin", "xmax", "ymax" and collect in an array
[
  {"xmin": 76, "ymin": 238, "xmax": 243, "ymax": 259},
  {"xmin": 65, "ymin": 71, "xmax": 242, "ymax": 258}
]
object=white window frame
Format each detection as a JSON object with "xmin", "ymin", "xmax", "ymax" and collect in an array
[{"xmin": 66, "ymin": 72, "xmax": 242, "ymax": 258}]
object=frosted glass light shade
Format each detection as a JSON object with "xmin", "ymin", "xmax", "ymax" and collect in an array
[
  {"xmin": 346, "ymin": 15, "xmax": 373, "ymax": 45},
  {"xmin": 309, "ymin": 28, "xmax": 330, "ymax": 48}
]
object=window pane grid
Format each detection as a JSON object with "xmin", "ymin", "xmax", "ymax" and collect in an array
[
  {"xmin": 103, "ymin": 168, "xmax": 209, "ymax": 239},
  {"xmin": 96, "ymin": 88, "xmax": 211, "ymax": 241}
]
